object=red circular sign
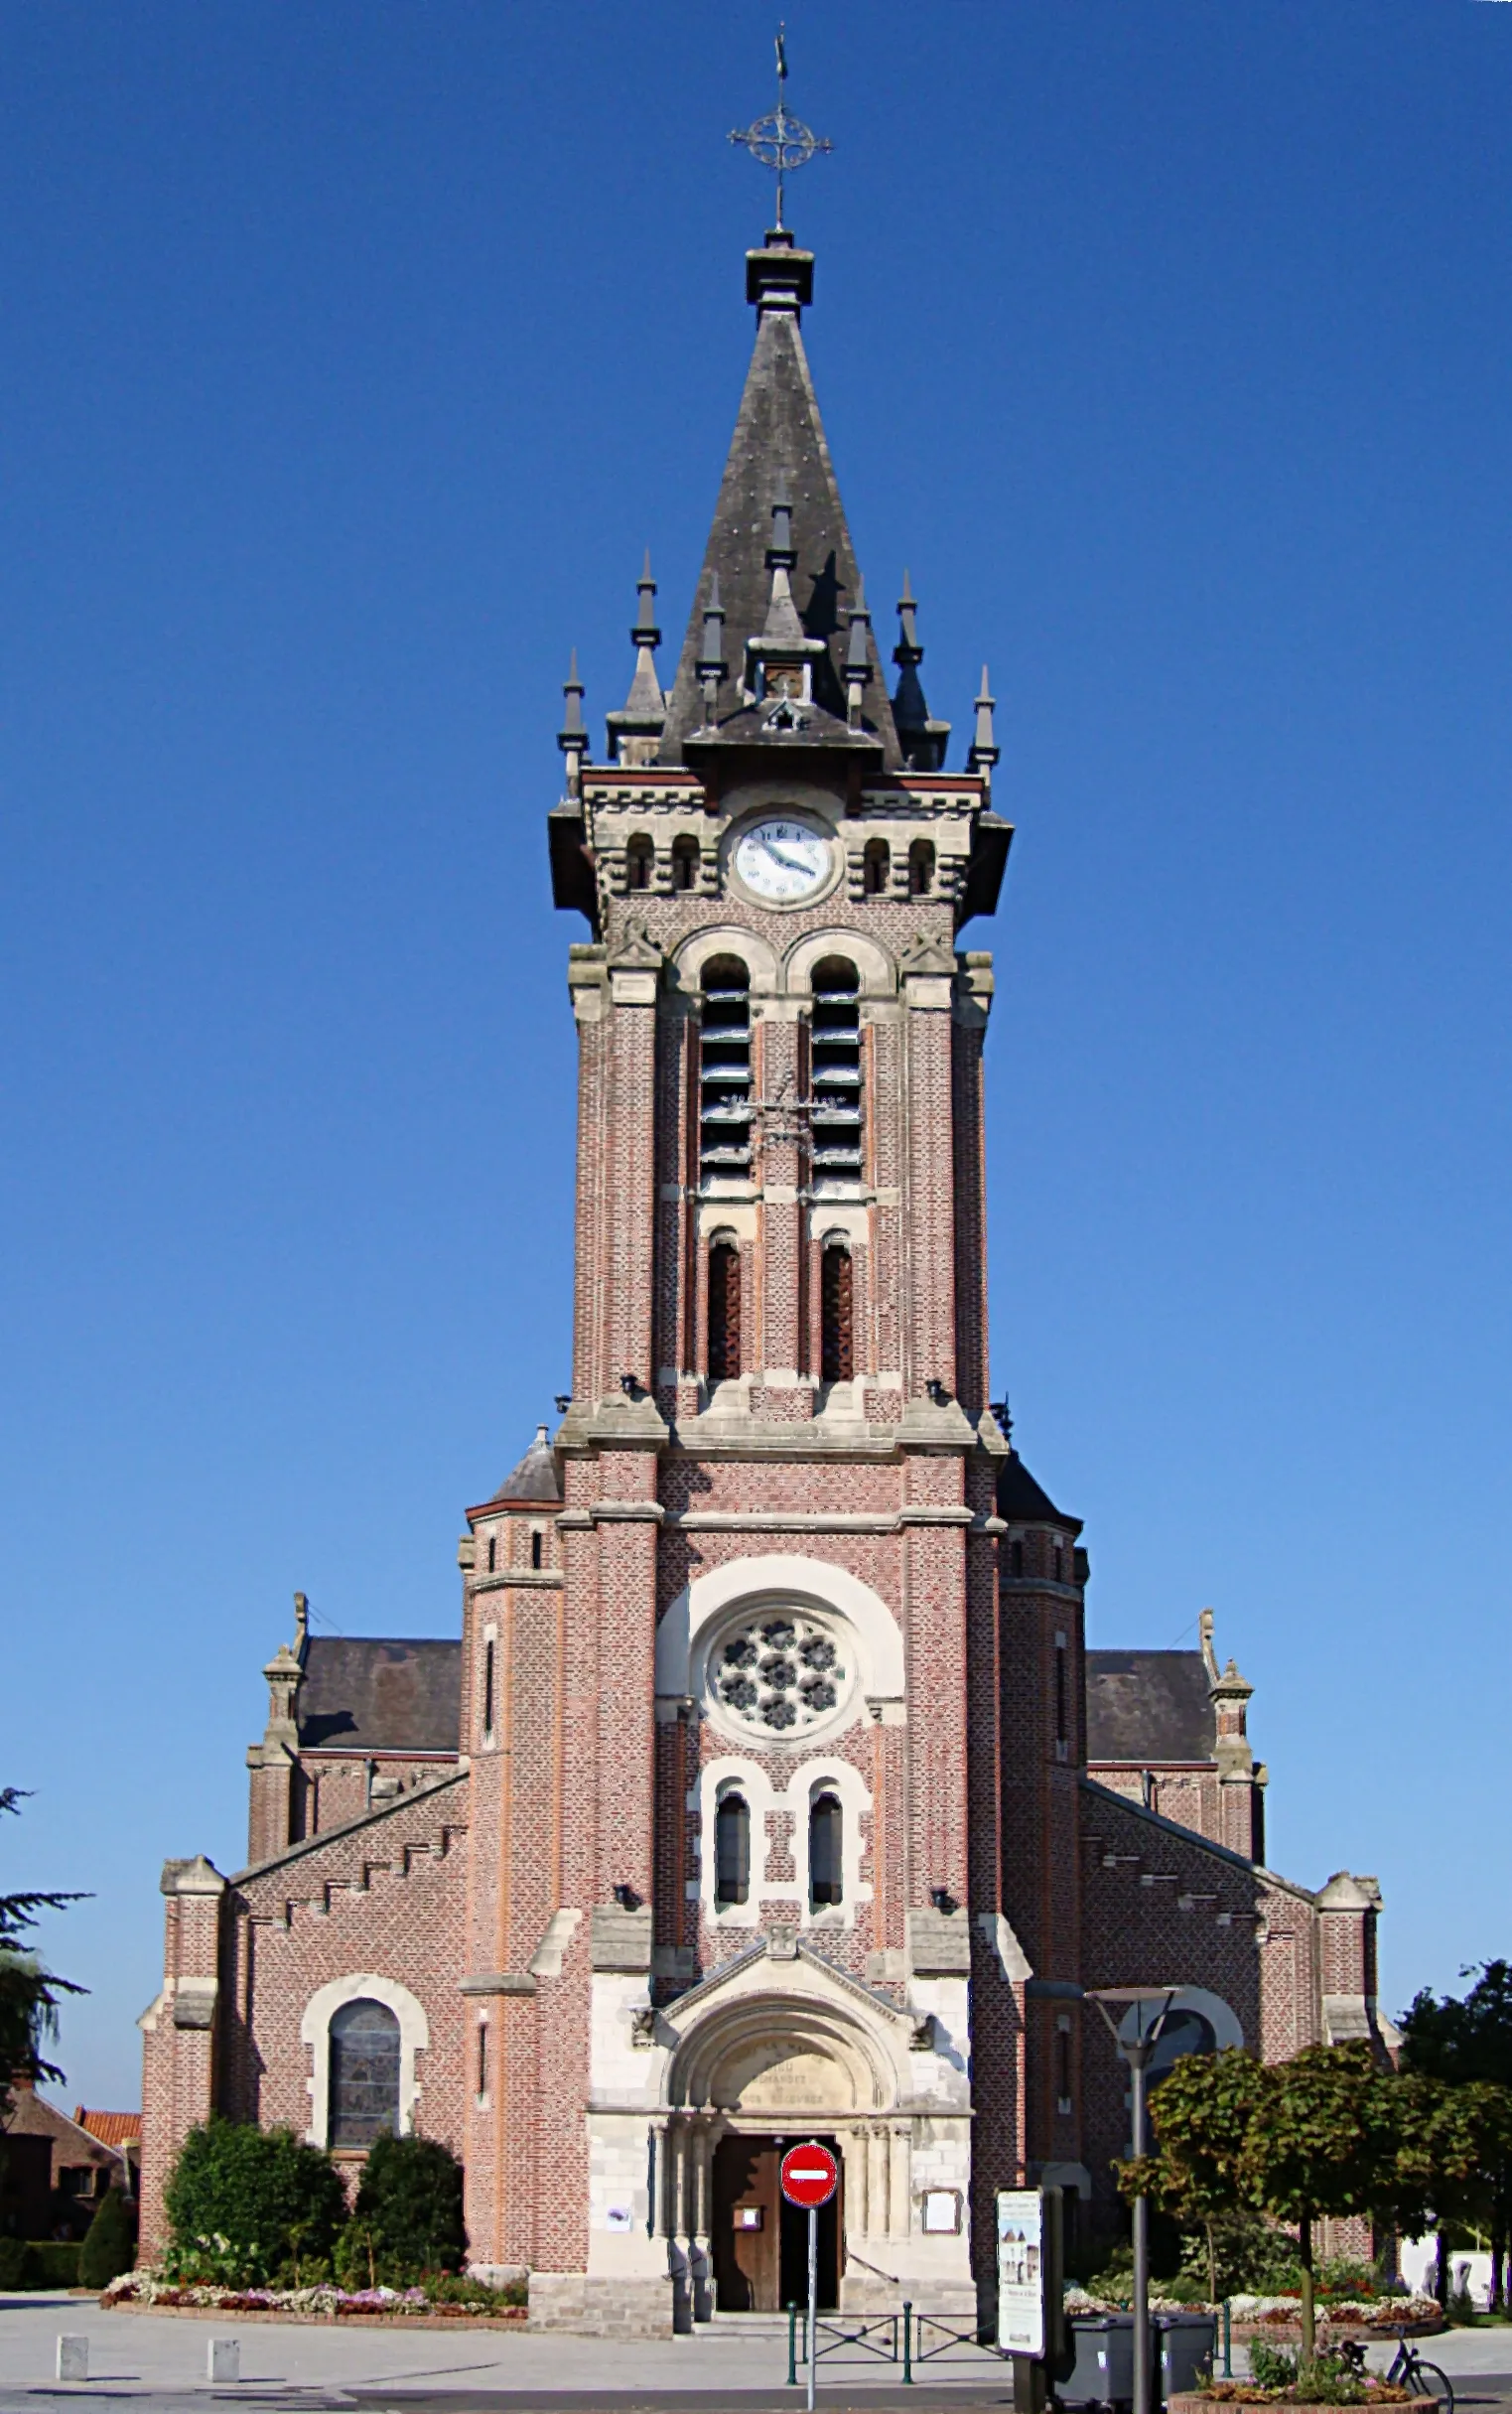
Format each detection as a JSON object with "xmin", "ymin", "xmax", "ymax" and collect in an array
[{"xmin": 780, "ymin": 2142, "xmax": 839, "ymax": 2209}]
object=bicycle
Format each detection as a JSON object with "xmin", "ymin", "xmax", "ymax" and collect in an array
[{"xmin": 1335, "ymin": 2328, "xmax": 1453, "ymax": 2414}]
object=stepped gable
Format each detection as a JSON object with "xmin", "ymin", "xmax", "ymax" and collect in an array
[
  {"xmin": 1085, "ymin": 1649, "xmax": 1217, "ymax": 1766},
  {"xmin": 295, "ymin": 1635, "xmax": 461, "ymax": 1755},
  {"xmin": 655, "ymin": 231, "xmax": 900, "ymax": 767}
]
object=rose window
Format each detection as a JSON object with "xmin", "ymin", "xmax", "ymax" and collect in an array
[{"xmin": 712, "ymin": 1612, "xmax": 850, "ymax": 1737}]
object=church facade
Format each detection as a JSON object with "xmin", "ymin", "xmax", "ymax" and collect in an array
[{"xmin": 139, "ymin": 223, "xmax": 1388, "ymax": 2336}]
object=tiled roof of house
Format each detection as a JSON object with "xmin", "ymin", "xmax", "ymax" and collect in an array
[
  {"xmin": 1085, "ymin": 1649, "xmax": 1217, "ymax": 1766},
  {"xmin": 73, "ymin": 2110, "xmax": 141, "ymax": 2147},
  {"xmin": 296, "ymin": 1636, "xmax": 462, "ymax": 1756}
]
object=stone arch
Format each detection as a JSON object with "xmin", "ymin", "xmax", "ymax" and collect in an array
[
  {"xmin": 657, "ymin": 1553, "xmax": 905, "ymax": 1707},
  {"xmin": 299, "ymin": 1971, "xmax": 429, "ymax": 2148},
  {"xmin": 672, "ymin": 925, "xmax": 780, "ymax": 997},
  {"xmin": 668, "ymin": 1990, "xmax": 902, "ymax": 2114},
  {"xmin": 784, "ymin": 927, "xmax": 896, "ymax": 999}
]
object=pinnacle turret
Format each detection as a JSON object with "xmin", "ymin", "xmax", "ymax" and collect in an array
[
  {"xmin": 965, "ymin": 666, "xmax": 1000, "ymax": 790},
  {"xmin": 605, "ymin": 553, "xmax": 666, "ymax": 766},
  {"xmin": 891, "ymin": 573, "xmax": 951, "ymax": 772}
]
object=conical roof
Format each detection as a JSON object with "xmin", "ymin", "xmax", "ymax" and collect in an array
[
  {"xmin": 492, "ymin": 1423, "xmax": 562, "ymax": 1503},
  {"xmin": 996, "ymin": 1450, "xmax": 1077, "ymax": 1528},
  {"xmin": 657, "ymin": 236, "xmax": 900, "ymax": 767}
]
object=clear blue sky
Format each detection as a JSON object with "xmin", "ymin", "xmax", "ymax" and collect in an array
[{"xmin": 3, "ymin": 0, "xmax": 1508, "ymax": 2114}]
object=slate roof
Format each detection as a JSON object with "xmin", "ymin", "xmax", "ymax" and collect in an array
[
  {"xmin": 656, "ymin": 241, "xmax": 901, "ymax": 768},
  {"xmin": 492, "ymin": 1423, "xmax": 562, "ymax": 1502},
  {"xmin": 296, "ymin": 1636, "xmax": 462, "ymax": 1756},
  {"xmin": 996, "ymin": 1451, "xmax": 1076, "ymax": 1526},
  {"xmin": 1084, "ymin": 1649, "xmax": 1217, "ymax": 1766}
]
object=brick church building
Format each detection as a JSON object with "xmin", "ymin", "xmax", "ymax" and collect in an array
[{"xmin": 139, "ymin": 218, "xmax": 1388, "ymax": 2334}]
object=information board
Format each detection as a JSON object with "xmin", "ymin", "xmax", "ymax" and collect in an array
[{"xmin": 996, "ymin": 2188, "xmax": 1045, "ymax": 2355}]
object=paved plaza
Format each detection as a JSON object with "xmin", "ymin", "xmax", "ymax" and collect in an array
[{"xmin": 2, "ymin": 2296, "xmax": 1511, "ymax": 2414}]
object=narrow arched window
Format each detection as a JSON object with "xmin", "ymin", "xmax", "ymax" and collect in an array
[
  {"xmin": 626, "ymin": 833, "xmax": 653, "ymax": 891},
  {"xmin": 708, "ymin": 1237, "xmax": 742, "ymax": 1381},
  {"xmin": 482, "ymin": 1637, "xmax": 495, "ymax": 1736},
  {"xmin": 809, "ymin": 957, "xmax": 863, "ymax": 1177},
  {"xmin": 329, "ymin": 1998, "xmax": 401, "ymax": 2148},
  {"xmin": 1011, "ymin": 1538, "xmax": 1024, "ymax": 1579},
  {"xmin": 863, "ymin": 838, "xmax": 890, "ymax": 896},
  {"xmin": 809, "ymin": 1792, "xmax": 843, "ymax": 1908},
  {"xmin": 715, "ymin": 1792, "xmax": 750, "ymax": 1907},
  {"xmin": 671, "ymin": 834, "xmax": 699, "ymax": 891},
  {"xmin": 820, "ymin": 1243, "xmax": 854, "ymax": 1384},
  {"xmin": 700, "ymin": 956, "xmax": 753, "ymax": 1176},
  {"xmin": 485, "ymin": 1535, "xmax": 496, "ymax": 1573},
  {"xmin": 908, "ymin": 839, "xmax": 934, "ymax": 896},
  {"xmin": 530, "ymin": 1530, "xmax": 543, "ymax": 1570}
]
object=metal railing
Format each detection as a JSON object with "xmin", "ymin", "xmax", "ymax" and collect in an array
[{"xmin": 786, "ymin": 2300, "xmax": 1002, "ymax": 2386}]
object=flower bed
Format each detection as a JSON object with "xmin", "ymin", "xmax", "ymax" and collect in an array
[
  {"xmin": 1170, "ymin": 2396, "xmax": 1437, "ymax": 2414},
  {"xmin": 101, "ymin": 2272, "xmax": 527, "ymax": 2323}
]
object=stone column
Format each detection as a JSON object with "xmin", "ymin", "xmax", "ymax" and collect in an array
[{"xmin": 889, "ymin": 2121, "xmax": 912, "ymax": 2240}]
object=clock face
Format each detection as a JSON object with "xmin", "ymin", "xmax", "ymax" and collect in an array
[{"xmin": 733, "ymin": 817, "xmax": 831, "ymax": 903}]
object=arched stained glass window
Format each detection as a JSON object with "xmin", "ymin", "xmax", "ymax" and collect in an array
[
  {"xmin": 714, "ymin": 1792, "xmax": 751, "ymax": 1907},
  {"xmin": 329, "ymin": 1998, "xmax": 401, "ymax": 2148},
  {"xmin": 809, "ymin": 1791, "xmax": 843, "ymax": 1908}
]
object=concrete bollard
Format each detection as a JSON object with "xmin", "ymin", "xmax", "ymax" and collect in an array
[
  {"xmin": 208, "ymin": 2338, "xmax": 240, "ymax": 2383},
  {"xmin": 56, "ymin": 2337, "xmax": 88, "ymax": 2381}
]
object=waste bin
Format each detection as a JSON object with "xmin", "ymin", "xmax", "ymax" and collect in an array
[
  {"xmin": 1060, "ymin": 2314, "xmax": 1135, "ymax": 2408},
  {"xmin": 1155, "ymin": 2311, "xmax": 1216, "ymax": 2402}
]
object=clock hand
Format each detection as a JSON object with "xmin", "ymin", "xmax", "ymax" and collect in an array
[{"xmin": 764, "ymin": 843, "xmax": 812, "ymax": 872}]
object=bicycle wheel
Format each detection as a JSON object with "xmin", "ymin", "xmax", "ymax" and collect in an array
[{"xmin": 1407, "ymin": 2358, "xmax": 1454, "ymax": 2414}]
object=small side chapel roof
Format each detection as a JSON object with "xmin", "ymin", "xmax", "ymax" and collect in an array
[
  {"xmin": 491, "ymin": 1423, "xmax": 562, "ymax": 1503},
  {"xmin": 996, "ymin": 1449, "xmax": 1077, "ymax": 1527},
  {"xmin": 1084, "ymin": 1649, "xmax": 1217, "ymax": 1767}
]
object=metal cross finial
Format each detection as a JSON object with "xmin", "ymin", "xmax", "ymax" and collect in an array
[{"xmin": 729, "ymin": 25, "xmax": 832, "ymax": 231}]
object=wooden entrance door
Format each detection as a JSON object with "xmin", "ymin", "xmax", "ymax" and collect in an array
[{"xmin": 712, "ymin": 2136, "xmax": 780, "ymax": 2311}]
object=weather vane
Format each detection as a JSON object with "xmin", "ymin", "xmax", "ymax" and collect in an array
[{"xmin": 729, "ymin": 26, "xmax": 832, "ymax": 231}]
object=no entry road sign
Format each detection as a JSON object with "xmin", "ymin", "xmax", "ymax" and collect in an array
[{"xmin": 780, "ymin": 2142, "xmax": 839, "ymax": 2208}]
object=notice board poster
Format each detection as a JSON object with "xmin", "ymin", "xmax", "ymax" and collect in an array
[{"xmin": 996, "ymin": 2189, "xmax": 1045, "ymax": 2354}]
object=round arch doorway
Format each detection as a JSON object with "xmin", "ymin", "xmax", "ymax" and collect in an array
[{"xmin": 711, "ymin": 2133, "xmax": 842, "ymax": 2313}]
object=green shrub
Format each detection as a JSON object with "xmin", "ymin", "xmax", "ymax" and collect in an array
[
  {"xmin": 424, "ymin": 2270, "xmax": 526, "ymax": 2309},
  {"xmin": 1248, "ymin": 2343, "xmax": 1299, "ymax": 2392},
  {"xmin": 1178, "ymin": 2213, "xmax": 1303, "ymax": 2301},
  {"xmin": 29, "ymin": 2241, "xmax": 80, "ymax": 2287},
  {"xmin": 0, "ymin": 2238, "xmax": 43, "ymax": 2289},
  {"xmin": 79, "ymin": 2188, "xmax": 137, "ymax": 2288},
  {"xmin": 351, "ymin": 2135, "xmax": 467, "ymax": 2280},
  {"xmin": 163, "ymin": 2118, "xmax": 345, "ymax": 2287}
]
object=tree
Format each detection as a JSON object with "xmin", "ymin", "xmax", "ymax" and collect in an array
[
  {"xmin": 1401, "ymin": 1962, "xmax": 1512, "ymax": 2311},
  {"xmin": 163, "ymin": 2118, "xmax": 346, "ymax": 2287},
  {"xmin": 1241, "ymin": 2043, "xmax": 1399, "ymax": 2363},
  {"xmin": 78, "ymin": 2186, "xmax": 138, "ymax": 2290},
  {"xmin": 1391, "ymin": 2070, "xmax": 1512, "ymax": 2309},
  {"xmin": 1118, "ymin": 2046, "xmax": 1270, "ymax": 2302},
  {"xmin": 0, "ymin": 1787, "xmax": 84, "ymax": 2130},
  {"xmin": 351, "ymin": 2134, "xmax": 467, "ymax": 2280}
]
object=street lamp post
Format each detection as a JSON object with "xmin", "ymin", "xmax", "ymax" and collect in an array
[{"xmin": 1088, "ymin": 1987, "xmax": 1178, "ymax": 2414}]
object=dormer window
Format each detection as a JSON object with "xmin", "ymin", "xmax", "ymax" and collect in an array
[{"xmin": 764, "ymin": 663, "xmax": 807, "ymax": 702}]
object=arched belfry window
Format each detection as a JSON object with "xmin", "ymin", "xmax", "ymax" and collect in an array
[
  {"xmin": 672, "ymin": 834, "xmax": 699, "ymax": 891},
  {"xmin": 329, "ymin": 1998, "xmax": 401, "ymax": 2148},
  {"xmin": 707, "ymin": 1234, "xmax": 742, "ymax": 1382},
  {"xmin": 626, "ymin": 833, "xmax": 653, "ymax": 892},
  {"xmin": 863, "ymin": 839, "xmax": 890, "ymax": 896},
  {"xmin": 820, "ymin": 1241, "xmax": 854, "ymax": 1384},
  {"xmin": 700, "ymin": 957, "xmax": 753, "ymax": 1176},
  {"xmin": 908, "ymin": 839, "xmax": 934, "ymax": 896},
  {"xmin": 809, "ymin": 958, "xmax": 863, "ymax": 1176},
  {"xmin": 715, "ymin": 1791, "xmax": 751, "ymax": 1907},
  {"xmin": 809, "ymin": 1791, "xmax": 843, "ymax": 1908}
]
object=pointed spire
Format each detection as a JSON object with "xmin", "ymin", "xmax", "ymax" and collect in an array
[
  {"xmin": 557, "ymin": 647, "xmax": 587, "ymax": 794},
  {"xmin": 965, "ymin": 665, "xmax": 1000, "ymax": 790},
  {"xmin": 605, "ymin": 554, "xmax": 666, "ymax": 766},
  {"xmin": 845, "ymin": 580, "xmax": 873, "ymax": 730},
  {"xmin": 891, "ymin": 572, "xmax": 951, "ymax": 771},
  {"xmin": 697, "ymin": 572, "xmax": 727, "ymax": 726}
]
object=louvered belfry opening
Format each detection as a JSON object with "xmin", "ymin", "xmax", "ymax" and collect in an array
[
  {"xmin": 700, "ymin": 955, "xmax": 753, "ymax": 1176},
  {"xmin": 809, "ymin": 956, "xmax": 863, "ymax": 1175},
  {"xmin": 820, "ymin": 1242, "xmax": 855, "ymax": 1384},
  {"xmin": 707, "ymin": 1236, "xmax": 743, "ymax": 1381}
]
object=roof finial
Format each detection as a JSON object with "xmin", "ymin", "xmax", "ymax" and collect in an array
[
  {"xmin": 729, "ymin": 26, "xmax": 832, "ymax": 234},
  {"xmin": 845, "ymin": 580, "xmax": 874, "ymax": 730},
  {"xmin": 697, "ymin": 572, "xmax": 727, "ymax": 726},
  {"xmin": 558, "ymin": 648, "xmax": 587, "ymax": 794},
  {"xmin": 966, "ymin": 665, "xmax": 1000, "ymax": 790},
  {"xmin": 605, "ymin": 555, "xmax": 666, "ymax": 765}
]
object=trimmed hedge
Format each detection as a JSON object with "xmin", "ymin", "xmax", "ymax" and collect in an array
[{"xmin": 0, "ymin": 2238, "xmax": 80, "ymax": 2289}]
